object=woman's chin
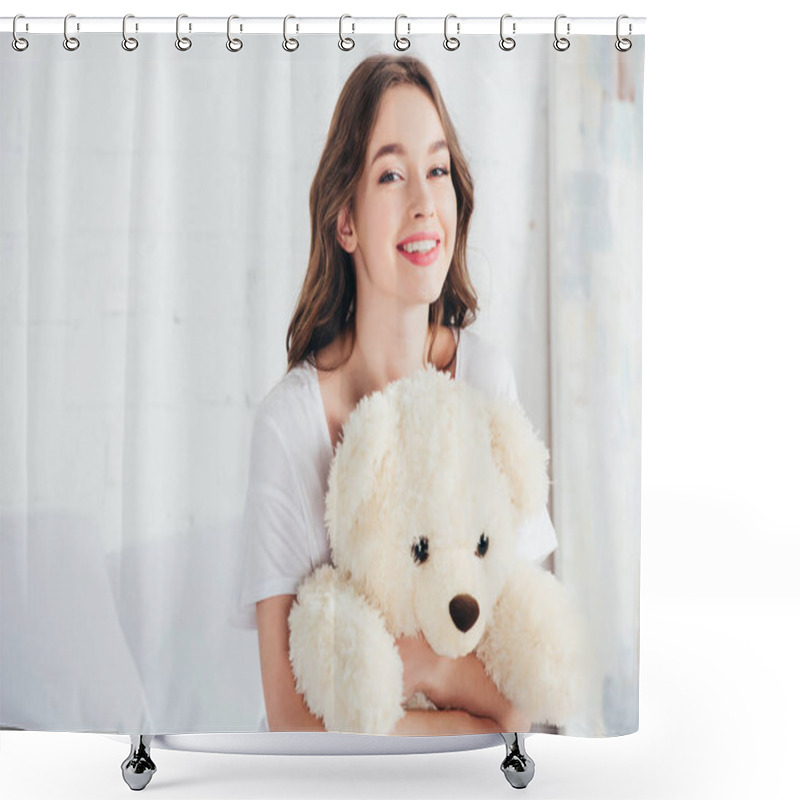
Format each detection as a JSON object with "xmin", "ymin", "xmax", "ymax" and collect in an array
[
  {"xmin": 409, "ymin": 268, "xmax": 449, "ymax": 305},
  {"xmin": 383, "ymin": 260, "xmax": 449, "ymax": 308},
  {"xmin": 409, "ymin": 285, "xmax": 447, "ymax": 308}
]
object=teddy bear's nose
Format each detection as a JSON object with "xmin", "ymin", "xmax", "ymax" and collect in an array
[{"xmin": 449, "ymin": 594, "xmax": 480, "ymax": 633}]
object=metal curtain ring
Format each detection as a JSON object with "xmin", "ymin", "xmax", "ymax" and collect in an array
[
  {"xmin": 122, "ymin": 14, "xmax": 139, "ymax": 51},
  {"xmin": 615, "ymin": 14, "xmax": 632, "ymax": 52},
  {"xmin": 283, "ymin": 15, "xmax": 299, "ymax": 52},
  {"xmin": 12, "ymin": 14, "xmax": 29, "ymax": 51},
  {"xmin": 227, "ymin": 15, "xmax": 243, "ymax": 52},
  {"xmin": 499, "ymin": 14, "xmax": 515, "ymax": 51},
  {"xmin": 553, "ymin": 14, "xmax": 570, "ymax": 51},
  {"xmin": 394, "ymin": 15, "xmax": 410, "ymax": 51},
  {"xmin": 443, "ymin": 14, "xmax": 460, "ymax": 51},
  {"xmin": 63, "ymin": 13, "xmax": 80, "ymax": 51},
  {"xmin": 338, "ymin": 14, "xmax": 355, "ymax": 51},
  {"xmin": 176, "ymin": 14, "xmax": 192, "ymax": 51}
]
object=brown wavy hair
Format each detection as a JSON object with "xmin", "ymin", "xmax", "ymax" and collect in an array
[{"xmin": 286, "ymin": 54, "xmax": 479, "ymax": 372}]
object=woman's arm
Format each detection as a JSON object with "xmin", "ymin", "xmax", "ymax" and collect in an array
[
  {"xmin": 256, "ymin": 596, "xmax": 503, "ymax": 734},
  {"xmin": 433, "ymin": 652, "xmax": 530, "ymax": 732},
  {"xmin": 393, "ymin": 709, "xmax": 502, "ymax": 735},
  {"xmin": 256, "ymin": 595, "xmax": 324, "ymax": 731},
  {"xmin": 397, "ymin": 635, "xmax": 531, "ymax": 733}
]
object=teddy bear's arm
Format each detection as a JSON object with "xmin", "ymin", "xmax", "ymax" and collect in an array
[
  {"xmin": 288, "ymin": 565, "xmax": 406, "ymax": 735},
  {"xmin": 476, "ymin": 564, "xmax": 585, "ymax": 728}
]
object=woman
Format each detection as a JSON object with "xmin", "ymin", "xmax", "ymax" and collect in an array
[{"xmin": 237, "ymin": 54, "xmax": 557, "ymax": 734}]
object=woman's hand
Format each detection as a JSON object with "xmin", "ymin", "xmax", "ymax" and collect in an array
[
  {"xmin": 395, "ymin": 634, "xmax": 531, "ymax": 731},
  {"xmin": 395, "ymin": 634, "xmax": 443, "ymax": 702},
  {"xmin": 394, "ymin": 634, "xmax": 506, "ymax": 736}
]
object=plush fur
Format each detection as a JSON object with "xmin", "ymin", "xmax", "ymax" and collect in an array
[{"xmin": 288, "ymin": 366, "xmax": 583, "ymax": 734}]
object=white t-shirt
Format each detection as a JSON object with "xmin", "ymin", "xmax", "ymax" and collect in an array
[{"xmin": 230, "ymin": 328, "xmax": 557, "ymax": 630}]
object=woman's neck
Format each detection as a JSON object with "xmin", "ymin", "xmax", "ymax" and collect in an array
[{"xmin": 347, "ymin": 301, "xmax": 432, "ymax": 400}]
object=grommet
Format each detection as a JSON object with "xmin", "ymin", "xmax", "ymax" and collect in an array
[
  {"xmin": 122, "ymin": 14, "xmax": 138, "ymax": 51},
  {"xmin": 444, "ymin": 14, "xmax": 460, "ymax": 51},
  {"xmin": 553, "ymin": 14, "xmax": 570, "ymax": 52},
  {"xmin": 63, "ymin": 13, "xmax": 80, "ymax": 51},
  {"xmin": 283, "ymin": 15, "xmax": 299, "ymax": 52},
  {"xmin": 394, "ymin": 14, "xmax": 410, "ymax": 51},
  {"xmin": 227, "ymin": 15, "xmax": 243, "ymax": 52},
  {"xmin": 12, "ymin": 14, "xmax": 29, "ymax": 52},
  {"xmin": 499, "ymin": 14, "xmax": 516, "ymax": 51},
  {"xmin": 176, "ymin": 13, "xmax": 192, "ymax": 51},
  {"xmin": 338, "ymin": 14, "xmax": 355, "ymax": 51}
]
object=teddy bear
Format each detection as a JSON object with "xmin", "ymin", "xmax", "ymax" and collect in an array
[{"xmin": 287, "ymin": 366, "xmax": 584, "ymax": 734}]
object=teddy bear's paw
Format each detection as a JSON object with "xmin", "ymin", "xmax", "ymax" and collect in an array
[
  {"xmin": 477, "ymin": 565, "xmax": 587, "ymax": 727},
  {"xmin": 289, "ymin": 566, "xmax": 405, "ymax": 735}
]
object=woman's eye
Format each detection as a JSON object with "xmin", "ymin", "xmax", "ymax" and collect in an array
[
  {"xmin": 476, "ymin": 533, "xmax": 489, "ymax": 558},
  {"xmin": 412, "ymin": 537, "xmax": 429, "ymax": 564},
  {"xmin": 379, "ymin": 166, "xmax": 449, "ymax": 184}
]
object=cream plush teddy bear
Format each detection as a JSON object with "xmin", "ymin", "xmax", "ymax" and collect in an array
[{"xmin": 288, "ymin": 367, "xmax": 583, "ymax": 734}]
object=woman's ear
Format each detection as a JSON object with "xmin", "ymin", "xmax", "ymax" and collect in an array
[{"xmin": 336, "ymin": 205, "xmax": 357, "ymax": 253}]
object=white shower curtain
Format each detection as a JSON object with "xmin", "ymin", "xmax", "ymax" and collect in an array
[{"xmin": 1, "ymin": 30, "xmax": 642, "ymax": 735}]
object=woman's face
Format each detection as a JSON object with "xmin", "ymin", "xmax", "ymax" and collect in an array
[{"xmin": 338, "ymin": 85, "xmax": 458, "ymax": 312}]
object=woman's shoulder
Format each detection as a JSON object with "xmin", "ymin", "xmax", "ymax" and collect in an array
[
  {"xmin": 253, "ymin": 362, "xmax": 319, "ymax": 442},
  {"xmin": 457, "ymin": 327, "xmax": 518, "ymax": 401},
  {"xmin": 247, "ymin": 361, "xmax": 330, "ymax": 498}
]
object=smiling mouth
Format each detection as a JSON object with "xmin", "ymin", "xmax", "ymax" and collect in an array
[
  {"xmin": 398, "ymin": 238, "xmax": 439, "ymax": 254},
  {"xmin": 397, "ymin": 238, "xmax": 441, "ymax": 266}
]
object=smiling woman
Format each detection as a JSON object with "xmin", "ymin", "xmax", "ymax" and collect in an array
[
  {"xmin": 337, "ymin": 84, "xmax": 458, "ymax": 324},
  {"xmin": 237, "ymin": 54, "xmax": 559, "ymax": 735},
  {"xmin": 0, "ymin": 13, "xmax": 646, "ymax": 790},
  {"xmin": 287, "ymin": 55, "xmax": 478, "ymax": 381}
]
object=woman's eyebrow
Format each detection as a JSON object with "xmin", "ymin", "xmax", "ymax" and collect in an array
[{"xmin": 370, "ymin": 139, "xmax": 448, "ymax": 166}]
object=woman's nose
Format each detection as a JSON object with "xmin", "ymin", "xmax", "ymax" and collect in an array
[{"xmin": 409, "ymin": 175, "xmax": 435, "ymax": 218}]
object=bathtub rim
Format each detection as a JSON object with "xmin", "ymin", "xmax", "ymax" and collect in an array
[{"xmin": 103, "ymin": 731, "xmax": 513, "ymax": 756}]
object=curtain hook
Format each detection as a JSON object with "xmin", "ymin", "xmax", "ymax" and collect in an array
[
  {"xmin": 122, "ymin": 14, "xmax": 139, "ymax": 51},
  {"xmin": 615, "ymin": 15, "xmax": 632, "ymax": 52},
  {"xmin": 63, "ymin": 13, "xmax": 80, "ymax": 51},
  {"xmin": 338, "ymin": 14, "xmax": 355, "ymax": 51},
  {"xmin": 499, "ymin": 14, "xmax": 516, "ymax": 51},
  {"xmin": 226, "ymin": 15, "xmax": 243, "ymax": 52},
  {"xmin": 175, "ymin": 14, "xmax": 192, "ymax": 51},
  {"xmin": 553, "ymin": 14, "xmax": 570, "ymax": 52},
  {"xmin": 443, "ymin": 14, "xmax": 460, "ymax": 51},
  {"xmin": 12, "ymin": 14, "xmax": 29, "ymax": 52},
  {"xmin": 283, "ymin": 15, "xmax": 299, "ymax": 52},
  {"xmin": 394, "ymin": 14, "xmax": 410, "ymax": 51}
]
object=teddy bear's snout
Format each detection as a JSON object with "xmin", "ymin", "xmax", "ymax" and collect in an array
[{"xmin": 449, "ymin": 594, "xmax": 480, "ymax": 633}]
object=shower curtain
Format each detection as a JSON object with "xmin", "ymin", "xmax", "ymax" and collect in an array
[{"xmin": 0, "ymin": 25, "xmax": 643, "ymax": 738}]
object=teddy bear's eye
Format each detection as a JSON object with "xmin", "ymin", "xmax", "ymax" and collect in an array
[
  {"xmin": 412, "ymin": 537, "xmax": 429, "ymax": 564},
  {"xmin": 476, "ymin": 533, "xmax": 489, "ymax": 558}
]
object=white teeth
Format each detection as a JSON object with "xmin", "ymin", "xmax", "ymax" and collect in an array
[{"xmin": 400, "ymin": 239, "xmax": 438, "ymax": 254}]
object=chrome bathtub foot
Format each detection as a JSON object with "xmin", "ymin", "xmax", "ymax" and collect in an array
[
  {"xmin": 500, "ymin": 732, "xmax": 535, "ymax": 789},
  {"xmin": 121, "ymin": 735, "xmax": 156, "ymax": 791}
]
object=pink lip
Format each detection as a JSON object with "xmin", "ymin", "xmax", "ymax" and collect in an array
[{"xmin": 397, "ymin": 231, "xmax": 442, "ymax": 267}]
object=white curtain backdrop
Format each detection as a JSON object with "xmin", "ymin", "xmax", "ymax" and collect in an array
[{"xmin": 1, "ymin": 32, "xmax": 643, "ymax": 735}]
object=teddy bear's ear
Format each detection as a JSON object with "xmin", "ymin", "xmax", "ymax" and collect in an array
[
  {"xmin": 488, "ymin": 398, "xmax": 550, "ymax": 524},
  {"xmin": 325, "ymin": 390, "xmax": 397, "ymax": 551}
]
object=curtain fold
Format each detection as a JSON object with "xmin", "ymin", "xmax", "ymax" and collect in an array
[{"xmin": 548, "ymin": 37, "xmax": 643, "ymax": 734}]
